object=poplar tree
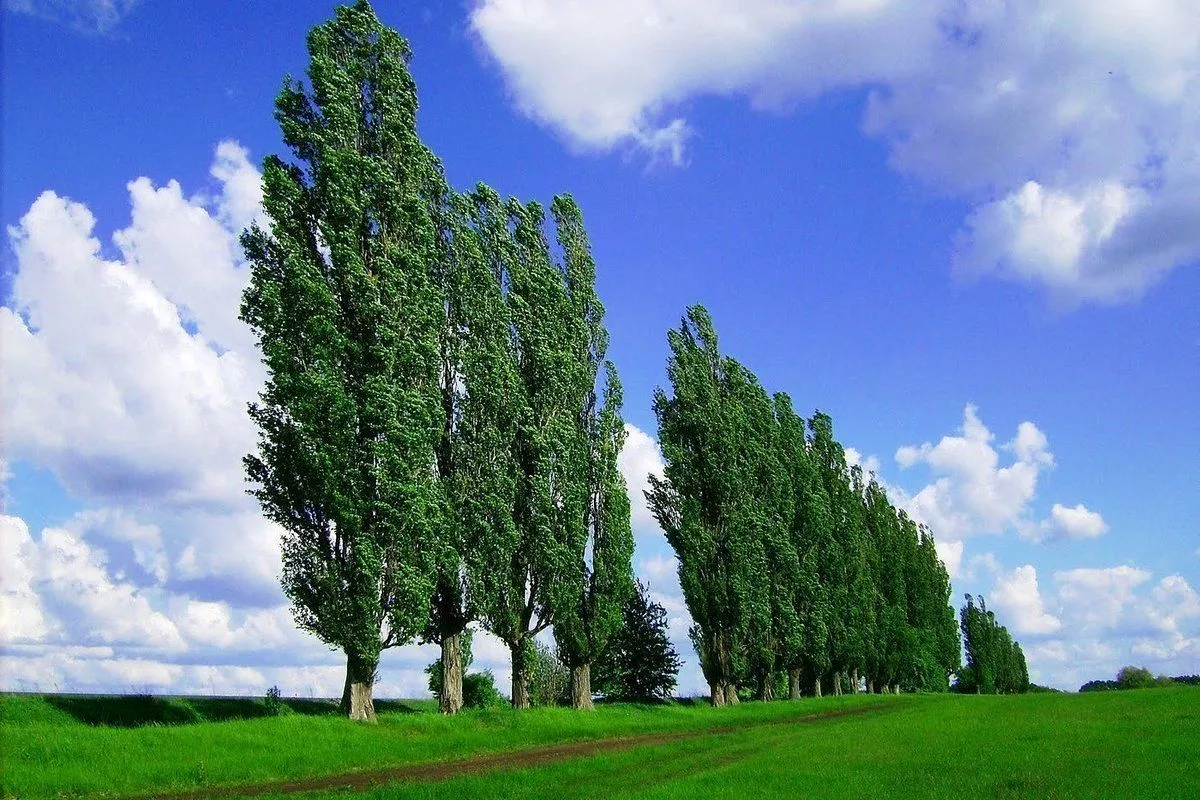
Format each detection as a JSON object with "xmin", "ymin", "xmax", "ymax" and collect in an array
[
  {"xmin": 466, "ymin": 198, "xmax": 590, "ymax": 708},
  {"xmin": 549, "ymin": 196, "xmax": 635, "ymax": 711},
  {"xmin": 648, "ymin": 306, "xmax": 777, "ymax": 706},
  {"xmin": 239, "ymin": 1, "xmax": 445, "ymax": 720},
  {"xmin": 770, "ymin": 393, "xmax": 809, "ymax": 700}
]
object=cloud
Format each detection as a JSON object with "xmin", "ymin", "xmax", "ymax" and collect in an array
[
  {"xmin": 0, "ymin": 142, "xmax": 347, "ymax": 695},
  {"xmin": 470, "ymin": 0, "xmax": 1200, "ymax": 302},
  {"xmin": 843, "ymin": 447, "xmax": 882, "ymax": 480},
  {"xmin": 977, "ymin": 559, "xmax": 1200, "ymax": 688},
  {"xmin": 2, "ymin": 151, "xmax": 265, "ymax": 514},
  {"xmin": 4, "ymin": 0, "xmax": 140, "ymax": 33},
  {"xmin": 893, "ymin": 404, "xmax": 1055, "ymax": 540},
  {"xmin": 1040, "ymin": 503, "xmax": 1109, "ymax": 542},
  {"xmin": 1055, "ymin": 566, "xmax": 1152, "ymax": 629},
  {"xmin": 618, "ymin": 423, "xmax": 666, "ymax": 536},
  {"xmin": 934, "ymin": 539, "xmax": 964, "ymax": 580},
  {"xmin": 989, "ymin": 564, "xmax": 1062, "ymax": 636}
]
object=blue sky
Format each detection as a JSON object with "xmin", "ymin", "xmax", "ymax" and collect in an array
[{"xmin": 2, "ymin": 0, "xmax": 1197, "ymax": 695}]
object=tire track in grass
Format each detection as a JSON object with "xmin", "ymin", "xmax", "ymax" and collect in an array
[{"xmin": 141, "ymin": 703, "xmax": 896, "ymax": 800}]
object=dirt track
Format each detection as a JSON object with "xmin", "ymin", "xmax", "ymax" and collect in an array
[{"xmin": 144, "ymin": 703, "xmax": 890, "ymax": 800}]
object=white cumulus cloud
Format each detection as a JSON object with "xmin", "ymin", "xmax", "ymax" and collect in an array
[
  {"xmin": 1040, "ymin": 503, "xmax": 1109, "ymax": 542},
  {"xmin": 470, "ymin": 0, "xmax": 1200, "ymax": 302},
  {"xmin": 618, "ymin": 423, "xmax": 667, "ymax": 536},
  {"xmin": 893, "ymin": 404, "xmax": 1055, "ymax": 540},
  {"xmin": 989, "ymin": 564, "xmax": 1062, "ymax": 636}
]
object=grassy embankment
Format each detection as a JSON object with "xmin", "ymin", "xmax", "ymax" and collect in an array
[{"xmin": 2, "ymin": 687, "xmax": 1197, "ymax": 799}]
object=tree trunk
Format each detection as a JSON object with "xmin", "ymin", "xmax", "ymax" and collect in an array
[
  {"xmin": 834, "ymin": 672, "xmax": 843, "ymax": 696},
  {"xmin": 709, "ymin": 679, "xmax": 727, "ymax": 707},
  {"xmin": 570, "ymin": 663, "xmax": 594, "ymax": 711},
  {"xmin": 758, "ymin": 676, "xmax": 774, "ymax": 702},
  {"xmin": 440, "ymin": 631, "xmax": 464, "ymax": 715},
  {"xmin": 851, "ymin": 668, "xmax": 859, "ymax": 694},
  {"xmin": 892, "ymin": 684, "xmax": 900, "ymax": 695},
  {"xmin": 866, "ymin": 678, "xmax": 874, "ymax": 694},
  {"xmin": 788, "ymin": 669, "xmax": 801, "ymax": 700},
  {"xmin": 724, "ymin": 683, "xmax": 740, "ymax": 705},
  {"xmin": 340, "ymin": 650, "xmax": 377, "ymax": 722},
  {"xmin": 813, "ymin": 676, "xmax": 822, "ymax": 698},
  {"xmin": 510, "ymin": 641, "xmax": 530, "ymax": 710}
]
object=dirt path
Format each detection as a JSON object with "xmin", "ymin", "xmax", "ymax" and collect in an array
[{"xmin": 143, "ymin": 703, "xmax": 891, "ymax": 800}]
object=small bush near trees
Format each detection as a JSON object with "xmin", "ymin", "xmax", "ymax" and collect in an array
[
  {"xmin": 593, "ymin": 579, "xmax": 682, "ymax": 703},
  {"xmin": 426, "ymin": 631, "xmax": 507, "ymax": 710},
  {"xmin": 526, "ymin": 640, "xmax": 569, "ymax": 707},
  {"xmin": 461, "ymin": 671, "xmax": 506, "ymax": 709},
  {"xmin": 263, "ymin": 686, "xmax": 284, "ymax": 716}
]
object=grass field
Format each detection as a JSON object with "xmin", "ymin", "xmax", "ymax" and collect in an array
[{"xmin": 2, "ymin": 687, "xmax": 1197, "ymax": 799}]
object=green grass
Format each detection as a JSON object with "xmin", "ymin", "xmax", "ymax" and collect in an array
[
  {"xmin": 0, "ymin": 691, "xmax": 882, "ymax": 798},
  {"xmin": 3, "ymin": 688, "xmax": 1197, "ymax": 799}
]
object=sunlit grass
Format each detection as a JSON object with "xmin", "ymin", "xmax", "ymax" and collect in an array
[
  {"xmin": 0, "ymin": 691, "xmax": 882, "ymax": 798},
  {"xmin": 3, "ymin": 688, "xmax": 1196, "ymax": 799}
]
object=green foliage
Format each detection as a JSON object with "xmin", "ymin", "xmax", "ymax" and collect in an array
[
  {"xmin": 593, "ymin": 579, "xmax": 683, "ymax": 702},
  {"xmin": 549, "ymin": 196, "xmax": 636, "ymax": 680},
  {"xmin": 1116, "ymin": 665, "xmax": 1158, "ymax": 689},
  {"xmin": 647, "ymin": 307, "xmax": 780, "ymax": 701},
  {"xmin": 456, "ymin": 190, "xmax": 631, "ymax": 706},
  {"xmin": 461, "ymin": 671, "xmax": 508, "ymax": 709},
  {"xmin": 526, "ymin": 640, "xmax": 570, "ymax": 707},
  {"xmin": 1081, "ymin": 665, "xmax": 1178, "ymax": 692},
  {"xmin": 263, "ymin": 686, "xmax": 288, "ymax": 717},
  {"xmin": 955, "ymin": 595, "xmax": 1029, "ymax": 694},
  {"xmin": 239, "ymin": 0, "xmax": 447, "ymax": 710},
  {"xmin": 650, "ymin": 306, "xmax": 960, "ymax": 703}
]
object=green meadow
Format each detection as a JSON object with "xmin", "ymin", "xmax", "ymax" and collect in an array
[{"xmin": 3, "ymin": 687, "xmax": 1197, "ymax": 799}]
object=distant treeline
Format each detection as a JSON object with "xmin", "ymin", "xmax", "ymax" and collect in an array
[{"xmin": 1079, "ymin": 667, "xmax": 1199, "ymax": 692}]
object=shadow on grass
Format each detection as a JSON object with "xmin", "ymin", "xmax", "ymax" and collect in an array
[{"xmin": 43, "ymin": 694, "xmax": 346, "ymax": 727}]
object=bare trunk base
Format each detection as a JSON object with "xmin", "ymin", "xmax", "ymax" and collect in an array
[
  {"xmin": 710, "ymin": 680, "xmax": 727, "ymax": 707},
  {"xmin": 867, "ymin": 678, "xmax": 874, "ymax": 694},
  {"xmin": 814, "ymin": 676, "xmax": 822, "ymax": 698},
  {"xmin": 440, "ymin": 631, "xmax": 464, "ymax": 715},
  {"xmin": 834, "ymin": 673, "xmax": 843, "ymax": 696},
  {"xmin": 851, "ymin": 669, "xmax": 859, "ymax": 694},
  {"xmin": 510, "ymin": 641, "xmax": 529, "ymax": 710},
  {"xmin": 340, "ymin": 651, "xmax": 377, "ymax": 722},
  {"xmin": 789, "ymin": 669, "xmax": 801, "ymax": 700},
  {"xmin": 570, "ymin": 663, "xmax": 594, "ymax": 711},
  {"xmin": 758, "ymin": 676, "xmax": 774, "ymax": 702},
  {"xmin": 724, "ymin": 683, "xmax": 740, "ymax": 705},
  {"xmin": 892, "ymin": 684, "xmax": 900, "ymax": 695}
]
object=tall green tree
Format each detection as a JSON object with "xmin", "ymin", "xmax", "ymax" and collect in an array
[
  {"xmin": 421, "ymin": 186, "xmax": 526, "ymax": 713},
  {"xmin": 648, "ymin": 306, "xmax": 771, "ymax": 706},
  {"xmin": 467, "ymin": 197, "xmax": 601, "ymax": 708},
  {"xmin": 957, "ymin": 594, "xmax": 1029, "ymax": 694},
  {"xmin": 549, "ymin": 195, "xmax": 635, "ymax": 711},
  {"xmin": 239, "ymin": 1, "xmax": 445, "ymax": 720},
  {"xmin": 770, "ymin": 393, "xmax": 810, "ymax": 700}
]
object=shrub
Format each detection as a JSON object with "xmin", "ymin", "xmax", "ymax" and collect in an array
[
  {"xmin": 593, "ymin": 579, "xmax": 681, "ymax": 702},
  {"xmin": 526, "ymin": 640, "xmax": 569, "ymax": 707},
  {"xmin": 263, "ymin": 686, "xmax": 287, "ymax": 716},
  {"xmin": 1117, "ymin": 665, "xmax": 1156, "ymax": 690},
  {"xmin": 462, "ymin": 671, "xmax": 506, "ymax": 709}
]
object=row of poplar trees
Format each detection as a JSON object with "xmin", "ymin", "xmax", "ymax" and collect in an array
[
  {"xmin": 238, "ymin": 2, "xmax": 966, "ymax": 718},
  {"xmin": 648, "ymin": 307, "xmax": 962, "ymax": 704},
  {"xmin": 956, "ymin": 595, "xmax": 1030, "ymax": 694},
  {"xmin": 239, "ymin": 2, "xmax": 634, "ymax": 720}
]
